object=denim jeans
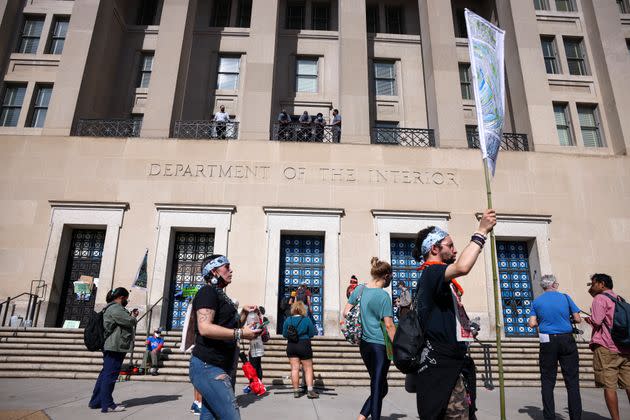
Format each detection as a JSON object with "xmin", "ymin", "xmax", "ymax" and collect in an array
[
  {"xmin": 89, "ymin": 351, "xmax": 125, "ymax": 412},
  {"xmin": 359, "ymin": 340, "xmax": 391, "ymax": 420},
  {"xmin": 189, "ymin": 355, "xmax": 240, "ymax": 420}
]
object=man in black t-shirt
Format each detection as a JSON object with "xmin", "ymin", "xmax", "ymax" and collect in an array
[{"xmin": 411, "ymin": 210, "xmax": 496, "ymax": 420}]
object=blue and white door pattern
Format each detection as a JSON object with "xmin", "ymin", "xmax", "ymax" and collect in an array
[
  {"xmin": 278, "ymin": 235, "xmax": 325, "ymax": 335},
  {"xmin": 497, "ymin": 240, "xmax": 536, "ymax": 337},
  {"xmin": 390, "ymin": 238, "xmax": 420, "ymax": 323},
  {"xmin": 168, "ymin": 231, "xmax": 215, "ymax": 330}
]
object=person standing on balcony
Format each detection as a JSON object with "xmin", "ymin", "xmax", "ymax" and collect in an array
[
  {"xmin": 331, "ymin": 108, "xmax": 342, "ymax": 142},
  {"xmin": 298, "ymin": 110, "xmax": 311, "ymax": 141},
  {"xmin": 314, "ymin": 112, "xmax": 325, "ymax": 142},
  {"xmin": 528, "ymin": 274, "xmax": 583, "ymax": 420},
  {"xmin": 214, "ymin": 105, "xmax": 230, "ymax": 139},
  {"xmin": 278, "ymin": 109, "xmax": 291, "ymax": 140}
]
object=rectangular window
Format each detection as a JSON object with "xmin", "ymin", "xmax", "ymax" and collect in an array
[
  {"xmin": 236, "ymin": 0, "xmax": 252, "ymax": 27},
  {"xmin": 577, "ymin": 105, "xmax": 603, "ymax": 147},
  {"xmin": 286, "ymin": 2, "xmax": 305, "ymax": 30},
  {"xmin": 564, "ymin": 38, "xmax": 588, "ymax": 76},
  {"xmin": 296, "ymin": 57, "xmax": 318, "ymax": 93},
  {"xmin": 217, "ymin": 55, "xmax": 241, "ymax": 90},
  {"xmin": 374, "ymin": 121, "xmax": 400, "ymax": 144},
  {"xmin": 555, "ymin": 0, "xmax": 575, "ymax": 12},
  {"xmin": 459, "ymin": 63, "xmax": 473, "ymax": 100},
  {"xmin": 212, "ymin": 0, "xmax": 232, "ymax": 27},
  {"xmin": 136, "ymin": 0, "xmax": 160, "ymax": 25},
  {"xmin": 374, "ymin": 61, "xmax": 396, "ymax": 96},
  {"xmin": 534, "ymin": 0, "xmax": 550, "ymax": 10},
  {"xmin": 626, "ymin": 39, "xmax": 630, "ymax": 54},
  {"xmin": 541, "ymin": 36, "xmax": 559, "ymax": 74},
  {"xmin": 1, "ymin": 84, "xmax": 27, "ymax": 127},
  {"xmin": 366, "ymin": 5, "xmax": 379, "ymax": 33},
  {"xmin": 553, "ymin": 103, "xmax": 573, "ymax": 146},
  {"xmin": 17, "ymin": 16, "xmax": 44, "ymax": 54},
  {"xmin": 619, "ymin": 0, "xmax": 630, "ymax": 14},
  {"xmin": 385, "ymin": 6, "xmax": 404, "ymax": 34},
  {"xmin": 312, "ymin": 3, "xmax": 330, "ymax": 31},
  {"xmin": 137, "ymin": 53, "xmax": 154, "ymax": 88},
  {"xmin": 47, "ymin": 17, "xmax": 69, "ymax": 54},
  {"xmin": 29, "ymin": 84, "xmax": 52, "ymax": 128}
]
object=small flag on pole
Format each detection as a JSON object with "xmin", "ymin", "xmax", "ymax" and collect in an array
[
  {"xmin": 465, "ymin": 9, "xmax": 506, "ymax": 176},
  {"xmin": 132, "ymin": 249, "xmax": 148, "ymax": 290}
]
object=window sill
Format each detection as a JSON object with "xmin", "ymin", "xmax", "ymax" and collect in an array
[
  {"xmin": 368, "ymin": 33, "xmax": 421, "ymax": 44},
  {"xmin": 547, "ymin": 74, "xmax": 593, "ymax": 83},
  {"xmin": 279, "ymin": 30, "xmax": 339, "ymax": 40},
  {"xmin": 0, "ymin": 127, "xmax": 44, "ymax": 135},
  {"xmin": 196, "ymin": 27, "xmax": 251, "ymax": 37},
  {"xmin": 375, "ymin": 96, "xmax": 399, "ymax": 102},
  {"xmin": 127, "ymin": 25, "xmax": 159, "ymax": 35},
  {"xmin": 9, "ymin": 53, "xmax": 61, "ymax": 63},
  {"xmin": 535, "ymin": 11, "xmax": 581, "ymax": 24}
]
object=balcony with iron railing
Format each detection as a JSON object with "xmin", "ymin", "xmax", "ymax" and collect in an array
[
  {"xmin": 271, "ymin": 122, "xmax": 339, "ymax": 143},
  {"xmin": 173, "ymin": 121, "xmax": 239, "ymax": 140},
  {"xmin": 466, "ymin": 128, "xmax": 529, "ymax": 151},
  {"xmin": 371, "ymin": 127, "xmax": 435, "ymax": 147},
  {"xmin": 74, "ymin": 118, "xmax": 142, "ymax": 137}
]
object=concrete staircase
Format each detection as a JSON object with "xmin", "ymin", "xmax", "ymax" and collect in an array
[{"xmin": 0, "ymin": 328, "xmax": 596, "ymax": 387}]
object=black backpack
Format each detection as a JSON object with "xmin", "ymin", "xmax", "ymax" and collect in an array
[
  {"xmin": 287, "ymin": 318, "xmax": 304, "ymax": 343},
  {"xmin": 84, "ymin": 306, "xmax": 110, "ymax": 351},
  {"xmin": 602, "ymin": 293, "xmax": 630, "ymax": 347}
]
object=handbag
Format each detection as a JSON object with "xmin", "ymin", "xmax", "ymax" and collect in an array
[{"xmin": 341, "ymin": 285, "xmax": 366, "ymax": 345}]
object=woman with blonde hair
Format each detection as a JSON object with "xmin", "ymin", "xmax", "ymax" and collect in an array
[
  {"xmin": 344, "ymin": 257, "xmax": 396, "ymax": 420},
  {"xmin": 282, "ymin": 300, "xmax": 318, "ymax": 399}
]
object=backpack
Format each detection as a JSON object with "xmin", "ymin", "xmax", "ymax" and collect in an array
[
  {"xmin": 341, "ymin": 285, "xmax": 365, "ymax": 345},
  {"xmin": 287, "ymin": 318, "xmax": 304, "ymax": 343},
  {"xmin": 84, "ymin": 306, "xmax": 109, "ymax": 351},
  {"xmin": 602, "ymin": 293, "xmax": 630, "ymax": 347}
]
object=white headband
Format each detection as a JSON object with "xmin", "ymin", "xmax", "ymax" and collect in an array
[
  {"xmin": 202, "ymin": 256, "xmax": 229, "ymax": 278},
  {"xmin": 418, "ymin": 227, "xmax": 449, "ymax": 265}
]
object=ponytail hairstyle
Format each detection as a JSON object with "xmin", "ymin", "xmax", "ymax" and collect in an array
[
  {"xmin": 106, "ymin": 287, "xmax": 130, "ymax": 303},
  {"xmin": 370, "ymin": 257, "xmax": 393, "ymax": 288}
]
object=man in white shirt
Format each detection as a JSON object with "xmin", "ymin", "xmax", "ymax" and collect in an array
[{"xmin": 214, "ymin": 105, "xmax": 230, "ymax": 139}]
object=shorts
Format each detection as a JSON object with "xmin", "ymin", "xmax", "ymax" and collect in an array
[
  {"xmin": 286, "ymin": 339, "xmax": 313, "ymax": 360},
  {"xmin": 592, "ymin": 345, "xmax": 630, "ymax": 389}
]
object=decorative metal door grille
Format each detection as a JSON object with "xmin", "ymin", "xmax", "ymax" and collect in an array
[
  {"xmin": 167, "ymin": 231, "xmax": 215, "ymax": 330},
  {"xmin": 497, "ymin": 240, "xmax": 537, "ymax": 337},
  {"xmin": 57, "ymin": 229, "xmax": 105, "ymax": 327},
  {"xmin": 278, "ymin": 235, "xmax": 325, "ymax": 334},
  {"xmin": 390, "ymin": 238, "xmax": 420, "ymax": 323}
]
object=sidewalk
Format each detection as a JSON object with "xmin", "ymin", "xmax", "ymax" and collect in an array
[{"xmin": 0, "ymin": 378, "xmax": 627, "ymax": 419}]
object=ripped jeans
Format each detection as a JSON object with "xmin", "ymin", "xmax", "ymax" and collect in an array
[{"xmin": 189, "ymin": 355, "xmax": 240, "ymax": 420}]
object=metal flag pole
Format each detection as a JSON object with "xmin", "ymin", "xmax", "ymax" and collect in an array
[{"xmin": 483, "ymin": 157, "xmax": 506, "ymax": 420}]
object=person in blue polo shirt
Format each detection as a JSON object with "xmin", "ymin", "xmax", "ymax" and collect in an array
[{"xmin": 528, "ymin": 274, "xmax": 583, "ymax": 420}]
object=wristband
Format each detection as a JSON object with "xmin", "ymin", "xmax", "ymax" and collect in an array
[{"xmin": 473, "ymin": 231, "xmax": 487, "ymax": 240}]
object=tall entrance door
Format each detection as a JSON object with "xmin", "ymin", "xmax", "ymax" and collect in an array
[
  {"xmin": 167, "ymin": 231, "xmax": 215, "ymax": 330},
  {"xmin": 390, "ymin": 238, "xmax": 420, "ymax": 323},
  {"xmin": 497, "ymin": 240, "xmax": 537, "ymax": 337},
  {"xmin": 56, "ymin": 229, "xmax": 105, "ymax": 327},
  {"xmin": 277, "ymin": 235, "xmax": 324, "ymax": 334}
]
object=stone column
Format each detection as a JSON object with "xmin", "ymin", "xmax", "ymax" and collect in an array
[
  {"xmin": 337, "ymin": 0, "xmax": 370, "ymax": 144},
  {"xmin": 237, "ymin": 0, "xmax": 280, "ymax": 141},
  {"xmin": 417, "ymin": 0, "xmax": 466, "ymax": 148},
  {"xmin": 141, "ymin": 0, "xmax": 198, "ymax": 138}
]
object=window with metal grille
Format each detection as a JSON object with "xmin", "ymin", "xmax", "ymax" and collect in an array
[
  {"xmin": 534, "ymin": 0, "xmax": 550, "ymax": 10},
  {"xmin": 47, "ymin": 17, "xmax": 69, "ymax": 54},
  {"xmin": 577, "ymin": 105, "xmax": 603, "ymax": 147},
  {"xmin": 286, "ymin": 1, "xmax": 305, "ymax": 29},
  {"xmin": 553, "ymin": 103, "xmax": 573, "ymax": 146},
  {"xmin": 555, "ymin": 0, "xmax": 575, "ymax": 12},
  {"xmin": 374, "ymin": 121, "xmax": 400, "ymax": 144},
  {"xmin": 564, "ymin": 38, "xmax": 587, "ymax": 75},
  {"xmin": 236, "ymin": 0, "xmax": 252, "ymax": 27},
  {"xmin": 296, "ymin": 57, "xmax": 318, "ymax": 93},
  {"xmin": 374, "ymin": 61, "xmax": 396, "ymax": 96},
  {"xmin": 541, "ymin": 36, "xmax": 559, "ymax": 74},
  {"xmin": 390, "ymin": 238, "xmax": 419, "ymax": 324},
  {"xmin": 459, "ymin": 63, "xmax": 473, "ymax": 100},
  {"xmin": 312, "ymin": 2, "xmax": 330, "ymax": 30},
  {"xmin": 17, "ymin": 16, "xmax": 44, "ymax": 54},
  {"xmin": 1, "ymin": 84, "xmax": 27, "ymax": 127},
  {"xmin": 29, "ymin": 84, "xmax": 52, "ymax": 128},
  {"xmin": 217, "ymin": 55, "xmax": 241, "ymax": 90},
  {"xmin": 212, "ymin": 0, "xmax": 232, "ymax": 27},
  {"xmin": 366, "ymin": 4, "xmax": 379, "ymax": 33},
  {"xmin": 385, "ymin": 6, "xmax": 404, "ymax": 34},
  {"xmin": 137, "ymin": 52, "xmax": 154, "ymax": 88}
]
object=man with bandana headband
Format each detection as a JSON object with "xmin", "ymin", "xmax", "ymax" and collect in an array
[
  {"xmin": 188, "ymin": 254, "xmax": 261, "ymax": 420},
  {"xmin": 411, "ymin": 209, "xmax": 496, "ymax": 420}
]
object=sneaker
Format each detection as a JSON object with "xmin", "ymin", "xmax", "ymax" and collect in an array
[
  {"xmin": 102, "ymin": 405, "xmax": 126, "ymax": 413},
  {"xmin": 293, "ymin": 390, "xmax": 301, "ymax": 398},
  {"xmin": 150, "ymin": 368, "xmax": 159, "ymax": 376},
  {"xmin": 307, "ymin": 390, "xmax": 319, "ymax": 399},
  {"xmin": 243, "ymin": 385, "xmax": 251, "ymax": 394},
  {"xmin": 190, "ymin": 402, "xmax": 201, "ymax": 416}
]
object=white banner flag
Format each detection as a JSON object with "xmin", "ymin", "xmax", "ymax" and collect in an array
[
  {"xmin": 465, "ymin": 9, "xmax": 506, "ymax": 176},
  {"xmin": 132, "ymin": 249, "xmax": 148, "ymax": 290}
]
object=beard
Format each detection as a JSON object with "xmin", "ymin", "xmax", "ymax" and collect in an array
[{"xmin": 444, "ymin": 256, "xmax": 456, "ymax": 265}]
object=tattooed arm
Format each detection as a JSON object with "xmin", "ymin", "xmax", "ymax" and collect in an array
[{"xmin": 197, "ymin": 308, "xmax": 260, "ymax": 340}]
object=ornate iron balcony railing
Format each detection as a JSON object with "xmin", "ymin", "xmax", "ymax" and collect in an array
[
  {"xmin": 371, "ymin": 127, "xmax": 435, "ymax": 147},
  {"xmin": 271, "ymin": 122, "xmax": 338, "ymax": 143},
  {"xmin": 466, "ymin": 129, "xmax": 529, "ymax": 152},
  {"xmin": 74, "ymin": 119, "xmax": 142, "ymax": 137},
  {"xmin": 173, "ymin": 120, "xmax": 239, "ymax": 140}
]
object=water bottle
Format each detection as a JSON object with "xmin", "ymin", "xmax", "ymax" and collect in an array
[{"xmin": 246, "ymin": 312, "xmax": 264, "ymax": 357}]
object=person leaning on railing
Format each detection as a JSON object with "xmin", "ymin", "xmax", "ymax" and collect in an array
[{"xmin": 214, "ymin": 105, "xmax": 230, "ymax": 139}]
